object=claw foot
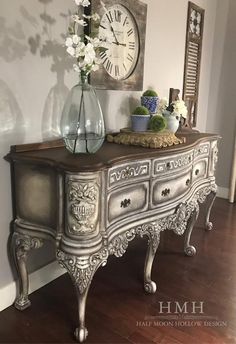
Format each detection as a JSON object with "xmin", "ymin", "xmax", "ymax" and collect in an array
[
  {"xmin": 14, "ymin": 296, "xmax": 31, "ymax": 311},
  {"xmin": 144, "ymin": 281, "xmax": 157, "ymax": 294},
  {"xmin": 205, "ymin": 222, "xmax": 213, "ymax": 231},
  {"xmin": 185, "ymin": 245, "xmax": 196, "ymax": 257},
  {"xmin": 74, "ymin": 327, "xmax": 88, "ymax": 343}
]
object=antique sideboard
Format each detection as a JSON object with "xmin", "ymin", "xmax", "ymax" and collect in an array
[{"xmin": 5, "ymin": 133, "xmax": 219, "ymax": 342}]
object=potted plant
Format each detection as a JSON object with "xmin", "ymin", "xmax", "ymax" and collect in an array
[
  {"xmin": 131, "ymin": 106, "xmax": 150, "ymax": 132},
  {"xmin": 157, "ymin": 98, "xmax": 188, "ymax": 133},
  {"xmin": 141, "ymin": 89, "xmax": 159, "ymax": 114},
  {"xmin": 149, "ymin": 115, "xmax": 167, "ymax": 132}
]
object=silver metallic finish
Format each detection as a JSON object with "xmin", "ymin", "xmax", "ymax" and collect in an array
[
  {"xmin": 108, "ymin": 161, "xmax": 150, "ymax": 188},
  {"xmin": 65, "ymin": 173, "xmax": 101, "ymax": 238},
  {"xmin": 12, "ymin": 232, "xmax": 43, "ymax": 310},
  {"xmin": 205, "ymin": 191, "xmax": 217, "ymax": 231},
  {"xmin": 8, "ymin": 136, "xmax": 219, "ymax": 343},
  {"xmin": 184, "ymin": 207, "xmax": 199, "ymax": 257},
  {"xmin": 57, "ymin": 248, "xmax": 108, "ymax": 343}
]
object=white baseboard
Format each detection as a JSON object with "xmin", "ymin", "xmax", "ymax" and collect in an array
[
  {"xmin": 217, "ymin": 186, "xmax": 229, "ymax": 200},
  {"xmin": 0, "ymin": 261, "xmax": 65, "ymax": 312}
]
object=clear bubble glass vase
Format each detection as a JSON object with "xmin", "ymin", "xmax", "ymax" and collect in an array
[{"xmin": 60, "ymin": 73, "xmax": 105, "ymax": 154}]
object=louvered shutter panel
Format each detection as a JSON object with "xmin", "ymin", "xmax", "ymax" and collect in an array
[{"xmin": 183, "ymin": 2, "xmax": 205, "ymax": 128}]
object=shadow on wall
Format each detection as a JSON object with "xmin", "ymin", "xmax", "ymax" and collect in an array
[
  {"xmin": 0, "ymin": 15, "xmax": 27, "ymax": 150},
  {"xmin": 0, "ymin": 80, "xmax": 26, "ymax": 153},
  {"xmin": 24, "ymin": 0, "xmax": 73, "ymax": 140}
]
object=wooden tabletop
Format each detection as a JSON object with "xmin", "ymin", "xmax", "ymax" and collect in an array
[{"xmin": 4, "ymin": 133, "xmax": 219, "ymax": 172}]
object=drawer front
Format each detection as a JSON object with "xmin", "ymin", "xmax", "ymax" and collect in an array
[
  {"xmin": 194, "ymin": 142, "xmax": 210, "ymax": 159},
  {"xmin": 151, "ymin": 171, "xmax": 191, "ymax": 207},
  {"xmin": 107, "ymin": 182, "xmax": 149, "ymax": 225},
  {"xmin": 192, "ymin": 158, "xmax": 208, "ymax": 183},
  {"xmin": 108, "ymin": 160, "xmax": 150, "ymax": 189},
  {"xmin": 153, "ymin": 150, "xmax": 193, "ymax": 177}
]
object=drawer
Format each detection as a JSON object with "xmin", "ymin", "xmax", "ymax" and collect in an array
[
  {"xmin": 151, "ymin": 170, "xmax": 191, "ymax": 207},
  {"xmin": 192, "ymin": 158, "xmax": 208, "ymax": 183},
  {"xmin": 108, "ymin": 160, "xmax": 150, "ymax": 189},
  {"xmin": 107, "ymin": 182, "xmax": 149, "ymax": 225},
  {"xmin": 153, "ymin": 150, "xmax": 193, "ymax": 177},
  {"xmin": 194, "ymin": 142, "xmax": 210, "ymax": 159}
]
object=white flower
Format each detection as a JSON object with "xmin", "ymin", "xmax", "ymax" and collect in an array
[
  {"xmin": 71, "ymin": 15, "xmax": 87, "ymax": 26},
  {"xmin": 84, "ymin": 43, "xmax": 96, "ymax": 64},
  {"xmin": 157, "ymin": 97, "xmax": 168, "ymax": 114},
  {"xmin": 75, "ymin": 0, "xmax": 90, "ymax": 7},
  {"xmin": 65, "ymin": 0, "xmax": 112, "ymax": 76},
  {"xmin": 65, "ymin": 37, "xmax": 73, "ymax": 47},
  {"xmin": 85, "ymin": 36, "xmax": 100, "ymax": 48},
  {"xmin": 67, "ymin": 46, "xmax": 76, "ymax": 57},
  {"xmin": 172, "ymin": 100, "xmax": 188, "ymax": 118},
  {"xmin": 72, "ymin": 34, "xmax": 80, "ymax": 45},
  {"xmin": 75, "ymin": 42, "xmax": 86, "ymax": 57}
]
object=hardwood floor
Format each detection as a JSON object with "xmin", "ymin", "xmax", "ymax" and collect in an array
[{"xmin": 0, "ymin": 198, "xmax": 236, "ymax": 344}]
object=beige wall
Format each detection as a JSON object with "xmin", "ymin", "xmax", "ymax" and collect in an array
[
  {"xmin": 0, "ymin": 0, "xmax": 217, "ymax": 309},
  {"xmin": 207, "ymin": 0, "xmax": 236, "ymax": 191}
]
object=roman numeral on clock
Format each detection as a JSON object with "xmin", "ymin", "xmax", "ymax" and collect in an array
[
  {"xmin": 123, "ymin": 16, "xmax": 128, "ymax": 26},
  {"xmin": 127, "ymin": 28, "xmax": 133, "ymax": 37},
  {"xmin": 115, "ymin": 65, "xmax": 120, "ymax": 77},
  {"xmin": 106, "ymin": 11, "xmax": 113, "ymax": 23},
  {"xmin": 100, "ymin": 51, "xmax": 107, "ymax": 60},
  {"xmin": 105, "ymin": 59, "xmax": 113, "ymax": 74},
  {"xmin": 114, "ymin": 10, "xmax": 121, "ymax": 22},
  {"xmin": 127, "ymin": 53, "xmax": 134, "ymax": 62},
  {"xmin": 129, "ymin": 42, "xmax": 135, "ymax": 50}
]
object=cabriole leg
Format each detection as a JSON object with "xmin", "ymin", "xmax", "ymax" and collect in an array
[
  {"xmin": 205, "ymin": 191, "xmax": 217, "ymax": 231},
  {"xmin": 56, "ymin": 249, "xmax": 108, "ymax": 343},
  {"xmin": 143, "ymin": 230, "xmax": 160, "ymax": 294},
  {"xmin": 12, "ymin": 231, "xmax": 43, "ymax": 310},
  {"xmin": 184, "ymin": 207, "xmax": 199, "ymax": 257}
]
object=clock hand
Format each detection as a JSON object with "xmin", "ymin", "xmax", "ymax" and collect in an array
[
  {"xmin": 112, "ymin": 42, "xmax": 127, "ymax": 47},
  {"xmin": 110, "ymin": 25, "xmax": 120, "ymax": 45}
]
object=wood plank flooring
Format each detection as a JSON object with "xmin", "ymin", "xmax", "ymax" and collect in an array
[{"xmin": 0, "ymin": 198, "xmax": 236, "ymax": 344}]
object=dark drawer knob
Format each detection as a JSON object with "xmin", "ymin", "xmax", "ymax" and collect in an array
[
  {"xmin": 121, "ymin": 199, "xmax": 131, "ymax": 208},
  {"xmin": 166, "ymin": 162, "xmax": 171, "ymax": 169},
  {"xmin": 195, "ymin": 169, "xmax": 200, "ymax": 176},
  {"xmin": 161, "ymin": 188, "xmax": 170, "ymax": 197},
  {"xmin": 186, "ymin": 179, "xmax": 190, "ymax": 186}
]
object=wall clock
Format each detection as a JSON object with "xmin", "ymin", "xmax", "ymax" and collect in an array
[{"xmin": 88, "ymin": 0, "xmax": 147, "ymax": 91}]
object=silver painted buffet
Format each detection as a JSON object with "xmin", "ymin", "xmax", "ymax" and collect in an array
[{"xmin": 5, "ymin": 133, "xmax": 219, "ymax": 342}]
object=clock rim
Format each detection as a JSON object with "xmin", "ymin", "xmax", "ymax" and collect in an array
[
  {"xmin": 98, "ymin": 3, "xmax": 140, "ymax": 81},
  {"xmin": 88, "ymin": 0, "xmax": 147, "ymax": 91}
]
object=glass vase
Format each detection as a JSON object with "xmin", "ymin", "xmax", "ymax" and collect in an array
[{"xmin": 60, "ymin": 73, "xmax": 105, "ymax": 154}]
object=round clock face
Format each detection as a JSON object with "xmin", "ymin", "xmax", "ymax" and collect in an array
[{"xmin": 99, "ymin": 4, "xmax": 140, "ymax": 80}]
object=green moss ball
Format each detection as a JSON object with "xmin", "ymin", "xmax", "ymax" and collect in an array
[
  {"xmin": 142, "ymin": 89, "xmax": 158, "ymax": 97},
  {"xmin": 133, "ymin": 106, "xmax": 150, "ymax": 116},
  {"xmin": 149, "ymin": 115, "xmax": 167, "ymax": 132}
]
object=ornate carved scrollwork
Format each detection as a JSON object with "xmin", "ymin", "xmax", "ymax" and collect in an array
[
  {"xmin": 67, "ymin": 180, "xmax": 99, "ymax": 235},
  {"xmin": 14, "ymin": 233, "xmax": 43, "ymax": 259},
  {"xmin": 108, "ymin": 184, "xmax": 217, "ymax": 257},
  {"xmin": 213, "ymin": 145, "xmax": 218, "ymax": 172},
  {"xmin": 56, "ymin": 249, "xmax": 108, "ymax": 294},
  {"xmin": 13, "ymin": 233, "xmax": 43, "ymax": 311},
  {"xmin": 110, "ymin": 164, "xmax": 149, "ymax": 185},
  {"xmin": 109, "ymin": 222, "xmax": 162, "ymax": 258}
]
